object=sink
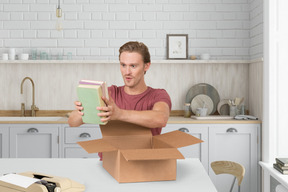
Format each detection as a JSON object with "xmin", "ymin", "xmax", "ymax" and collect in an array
[{"xmin": 0, "ymin": 117, "xmax": 67, "ymax": 121}]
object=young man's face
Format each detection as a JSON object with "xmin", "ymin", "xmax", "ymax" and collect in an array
[{"xmin": 119, "ymin": 51, "xmax": 149, "ymax": 89}]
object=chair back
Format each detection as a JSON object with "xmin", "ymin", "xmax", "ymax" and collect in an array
[{"xmin": 211, "ymin": 161, "xmax": 245, "ymax": 186}]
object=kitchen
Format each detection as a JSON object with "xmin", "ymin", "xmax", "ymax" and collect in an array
[{"xmin": 0, "ymin": 0, "xmax": 287, "ymax": 192}]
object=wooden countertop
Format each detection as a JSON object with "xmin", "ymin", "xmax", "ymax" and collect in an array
[
  {"xmin": 0, "ymin": 116, "xmax": 261, "ymax": 124},
  {"xmin": 168, "ymin": 116, "xmax": 261, "ymax": 124}
]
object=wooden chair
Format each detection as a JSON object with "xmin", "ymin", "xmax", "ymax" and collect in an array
[{"xmin": 211, "ymin": 161, "xmax": 245, "ymax": 192}]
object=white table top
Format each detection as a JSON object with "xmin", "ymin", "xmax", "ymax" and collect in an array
[
  {"xmin": 0, "ymin": 158, "xmax": 217, "ymax": 192},
  {"xmin": 259, "ymin": 161, "xmax": 288, "ymax": 189}
]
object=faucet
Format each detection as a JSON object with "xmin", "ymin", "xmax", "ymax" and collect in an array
[{"xmin": 20, "ymin": 77, "xmax": 39, "ymax": 117}]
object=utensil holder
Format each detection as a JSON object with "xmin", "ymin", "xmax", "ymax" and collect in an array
[{"xmin": 229, "ymin": 105, "xmax": 237, "ymax": 117}]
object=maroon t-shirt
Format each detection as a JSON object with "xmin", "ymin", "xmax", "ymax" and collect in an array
[
  {"xmin": 98, "ymin": 85, "xmax": 171, "ymax": 160},
  {"xmin": 108, "ymin": 85, "xmax": 172, "ymax": 136}
]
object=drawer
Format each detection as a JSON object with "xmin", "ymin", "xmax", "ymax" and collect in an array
[{"xmin": 65, "ymin": 127, "xmax": 102, "ymax": 144}]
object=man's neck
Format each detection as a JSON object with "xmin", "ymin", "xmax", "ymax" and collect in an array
[{"xmin": 124, "ymin": 84, "xmax": 148, "ymax": 95}]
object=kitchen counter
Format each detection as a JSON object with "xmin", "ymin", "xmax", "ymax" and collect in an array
[
  {"xmin": 0, "ymin": 158, "xmax": 217, "ymax": 192},
  {"xmin": 0, "ymin": 116, "xmax": 261, "ymax": 124},
  {"xmin": 168, "ymin": 116, "xmax": 261, "ymax": 124}
]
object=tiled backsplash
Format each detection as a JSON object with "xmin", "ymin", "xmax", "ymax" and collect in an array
[{"xmin": 0, "ymin": 0, "xmax": 263, "ymax": 60}]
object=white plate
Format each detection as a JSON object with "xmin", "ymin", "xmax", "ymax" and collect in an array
[
  {"xmin": 191, "ymin": 94, "xmax": 214, "ymax": 115},
  {"xmin": 217, "ymin": 99, "xmax": 230, "ymax": 115},
  {"xmin": 185, "ymin": 83, "xmax": 220, "ymax": 114}
]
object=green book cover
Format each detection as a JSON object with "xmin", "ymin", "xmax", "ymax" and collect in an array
[{"xmin": 77, "ymin": 84, "xmax": 107, "ymax": 125}]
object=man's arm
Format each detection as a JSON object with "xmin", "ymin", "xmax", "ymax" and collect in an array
[{"xmin": 97, "ymin": 96, "xmax": 170, "ymax": 128}]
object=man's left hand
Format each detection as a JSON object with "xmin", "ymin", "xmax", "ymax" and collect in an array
[{"xmin": 96, "ymin": 92, "xmax": 121, "ymax": 123}]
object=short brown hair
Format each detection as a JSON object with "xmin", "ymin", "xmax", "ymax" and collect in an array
[{"xmin": 119, "ymin": 41, "xmax": 151, "ymax": 64}]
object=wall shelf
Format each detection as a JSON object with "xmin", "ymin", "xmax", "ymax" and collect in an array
[{"xmin": 0, "ymin": 58, "xmax": 263, "ymax": 65}]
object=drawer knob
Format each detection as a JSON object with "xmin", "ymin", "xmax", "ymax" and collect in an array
[
  {"xmin": 178, "ymin": 128, "xmax": 189, "ymax": 133},
  {"xmin": 27, "ymin": 128, "xmax": 39, "ymax": 133},
  {"xmin": 226, "ymin": 128, "xmax": 238, "ymax": 133},
  {"xmin": 79, "ymin": 133, "xmax": 91, "ymax": 138}
]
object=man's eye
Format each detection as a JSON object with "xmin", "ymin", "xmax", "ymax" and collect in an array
[{"xmin": 131, "ymin": 65, "xmax": 135, "ymax": 68}]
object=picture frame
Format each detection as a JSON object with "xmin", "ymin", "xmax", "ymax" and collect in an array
[{"xmin": 166, "ymin": 34, "xmax": 188, "ymax": 59}]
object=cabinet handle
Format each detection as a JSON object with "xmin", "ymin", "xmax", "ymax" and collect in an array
[
  {"xmin": 226, "ymin": 128, "xmax": 238, "ymax": 133},
  {"xmin": 79, "ymin": 133, "xmax": 91, "ymax": 138},
  {"xmin": 27, "ymin": 128, "xmax": 39, "ymax": 133},
  {"xmin": 178, "ymin": 128, "xmax": 189, "ymax": 133}
]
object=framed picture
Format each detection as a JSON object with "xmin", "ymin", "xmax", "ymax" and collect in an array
[{"xmin": 166, "ymin": 34, "xmax": 188, "ymax": 59}]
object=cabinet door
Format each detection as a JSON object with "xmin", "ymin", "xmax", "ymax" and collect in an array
[
  {"xmin": 62, "ymin": 124, "xmax": 102, "ymax": 158},
  {"xmin": 0, "ymin": 125, "xmax": 9, "ymax": 158},
  {"xmin": 162, "ymin": 124, "xmax": 209, "ymax": 172},
  {"xmin": 209, "ymin": 124, "xmax": 259, "ymax": 192},
  {"xmin": 10, "ymin": 124, "xmax": 59, "ymax": 158}
]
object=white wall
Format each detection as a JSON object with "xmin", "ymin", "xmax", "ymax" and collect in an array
[
  {"xmin": 249, "ymin": 0, "xmax": 263, "ymax": 60},
  {"xmin": 1, "ymin": 0, "xmax": 256, "ymax": 60},
  {"xmin": 263, "ymin": 0, "xmax": 288, "ymax": 163}
]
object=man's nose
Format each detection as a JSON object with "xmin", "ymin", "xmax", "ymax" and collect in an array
[{"xmin": 125, "ymin": 66, "xmax": 131, "ymax": 74}]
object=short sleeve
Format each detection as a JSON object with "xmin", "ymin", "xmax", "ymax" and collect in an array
[{"xmin": 152, "ymin": 89, "xmax": 172, "ymax": 110}]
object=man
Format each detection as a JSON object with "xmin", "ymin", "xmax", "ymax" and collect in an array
[{"xmin": 68, "ymin": 41, "xmax": 171, "ymax": 136}]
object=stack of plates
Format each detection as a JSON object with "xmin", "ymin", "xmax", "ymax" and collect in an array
[
  {"xmin": 186, "ymin": 83, "xmax": 220, "ymax": 115},
  {"xmin": 190, "ymin": 94, "xmax": 213, "ymax": 115}
]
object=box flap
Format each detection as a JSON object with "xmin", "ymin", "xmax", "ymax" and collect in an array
[
  {"xmin": 153, "ymin": 130, "xmax": 203, "ymax": 148},
  {"xmin": 120, "ymin": 148, "xmax": 184, "ymax": 161},
  {"xmin": 77, "ymin": 139, "xmax": 117, "ymax": 153},
  {"xmin": 100, "ymin": 120, "xmax": 151, "ymax": 137}
]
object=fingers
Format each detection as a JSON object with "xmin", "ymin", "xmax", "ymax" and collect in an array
[
  {"xmin": 100, "ymin": 116, "xmax": 111, "ymax": 123},
  {"xmin": 102, "ymin": 91, "xmax": 115, "ymax": 106},
  {"xmin": 74, "ymin": 101, "xmax": 82, "ymax": 106},
  {"xmin": 74, "ymin": 101, "xmax": 83, "ymax": 115},
  {"xmin": 101, "ymin": 96, "xmax": 109, "ymax": 106}
]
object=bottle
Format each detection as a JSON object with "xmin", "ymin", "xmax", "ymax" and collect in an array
[{"xmin": 184, "ymin": 103, "xmax": 192, "ymax": 118}]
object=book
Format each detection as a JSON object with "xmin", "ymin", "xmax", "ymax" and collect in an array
[
  {"xmin": 79, "ymin": 80, "xmax": 109, "ymax": 100},
  {"xmin": 77, "ymin": 80, "xmax": 108, "ymax": 125},
  {"xmin": 276, "ymin": 158, "xmax": 288, "ymax": 167},
  {"xmin": 273, "ymin": 163, "xmax": 288, "ymax": 174},
  {"xmin": 274, "ymin": 162, "xmax": 288, "ymax": 170}
]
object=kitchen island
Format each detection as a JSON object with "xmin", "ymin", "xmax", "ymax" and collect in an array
[{"xmin": 0, "ymin": 158, "xmax": 217, "ymax": 192}]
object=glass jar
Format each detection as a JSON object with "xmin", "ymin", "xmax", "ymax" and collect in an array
[{"xmin": 184, "ymin": 103, "xmax": 192, "ymax": 118}]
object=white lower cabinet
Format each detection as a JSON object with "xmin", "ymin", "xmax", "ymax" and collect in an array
[
  {"xmin": 60, "ymin": 124, "xmax": 102, "ymax": 158},
  {"xmin": 208, "ymin": 124, "xmax": 259, "ymax": 192},
  {"xmin": 0, "ymin": 125, "xmax": 9, "ymax": 158},
  {"xmin": 162, "ymin": 124, "xmax": 209, "ymax": 172},
  {"xmin": 163, "ymin": 123, "xmax": 260, "ymax": 192},
  {"xmin": 9, "ymin": 124, "xmax": 59, "ymax": 158}
]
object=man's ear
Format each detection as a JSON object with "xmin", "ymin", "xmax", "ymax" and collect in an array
[{"xmin": 144, "ymin": 62, "xmax": 151, "ymax": 74}]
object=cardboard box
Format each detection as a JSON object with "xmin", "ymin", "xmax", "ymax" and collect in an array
[{"xmin": 77, "ymin": 120, "xmax": 203, "ymax": 183}]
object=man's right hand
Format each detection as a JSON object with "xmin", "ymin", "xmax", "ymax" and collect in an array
[
  {"xmin": 74, "ymin": 101, "xmax": 84, "ymax": 116},
  {"xmin": 68, "ymin": 101, "xmax": 84, "ymax": 127}
]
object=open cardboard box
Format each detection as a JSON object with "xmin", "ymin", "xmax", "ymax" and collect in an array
[{"xmin": 77, "ymin": 120, "xmax": 203, "ymax": 183}]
